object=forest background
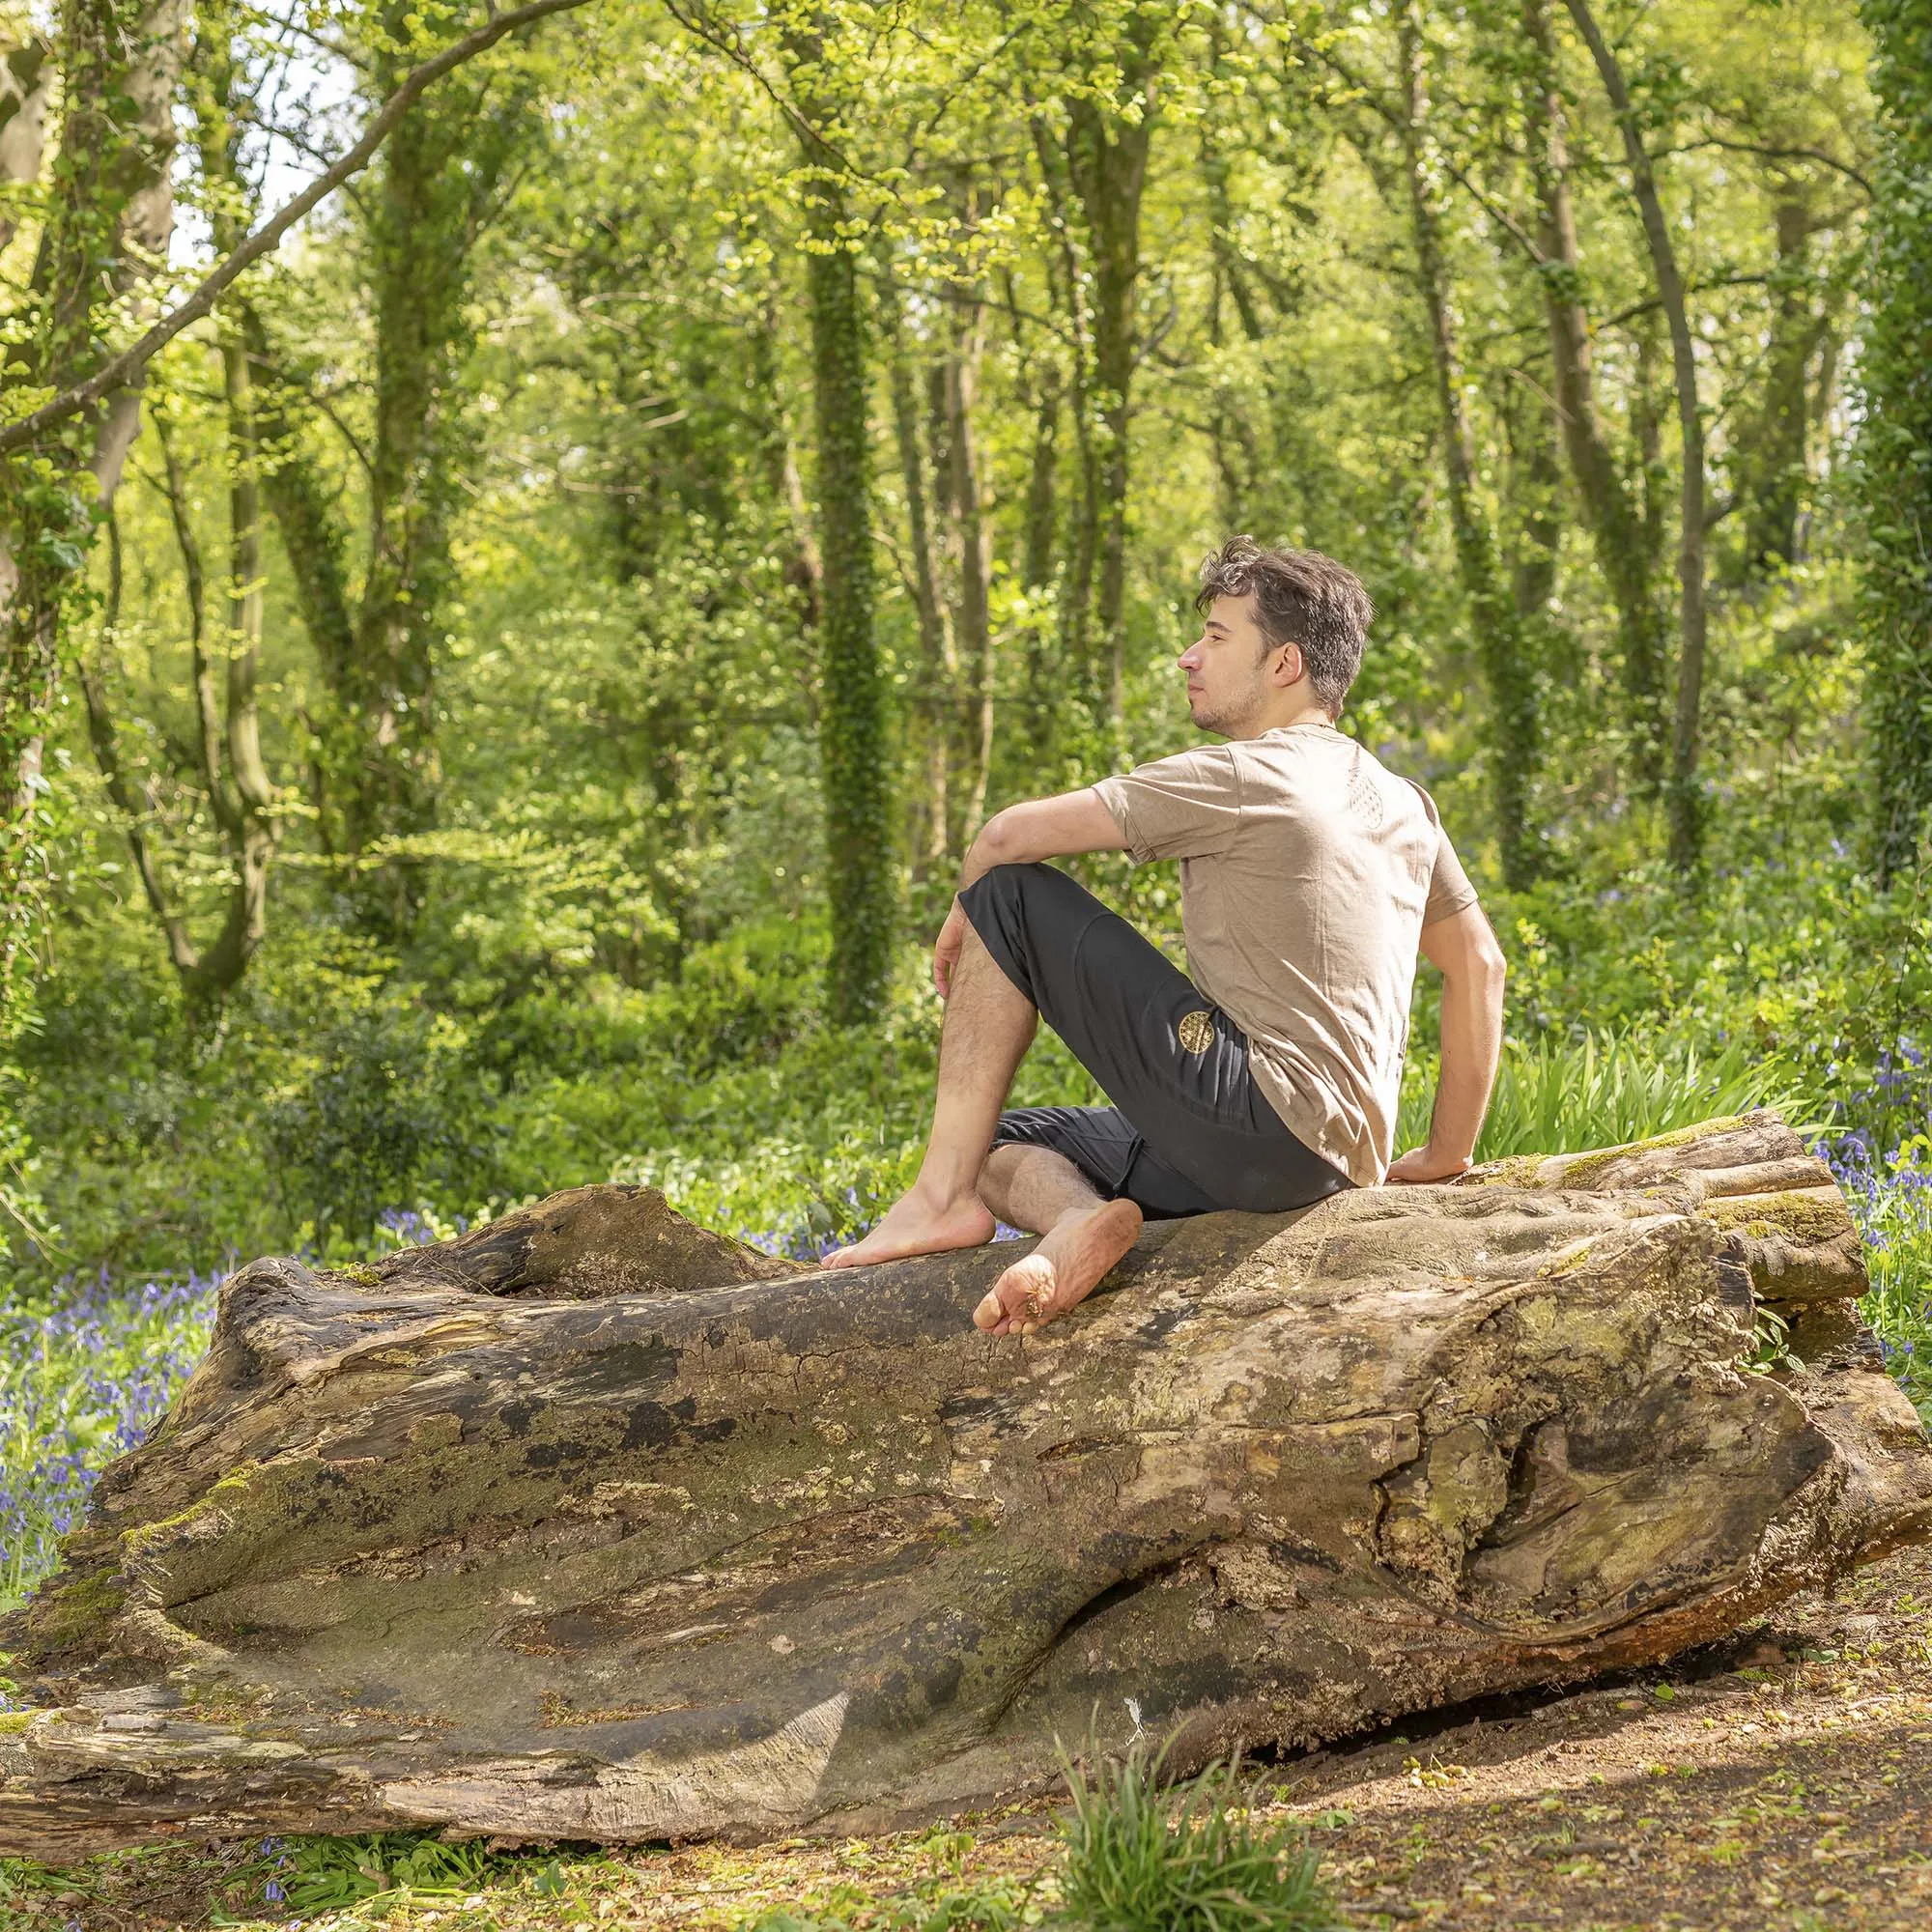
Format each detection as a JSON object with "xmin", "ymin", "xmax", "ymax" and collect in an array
[{"xmin": 3, "ymin": 0, "xmax": 1932, "ymax": 1613}]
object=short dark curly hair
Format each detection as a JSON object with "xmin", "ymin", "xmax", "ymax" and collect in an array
[{"xmin": 1194, "ymin": 535, "xmax": 1374, "ymax": 712}]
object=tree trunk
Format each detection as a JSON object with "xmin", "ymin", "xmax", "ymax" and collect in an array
[
  {"xmin": 77, "ymin": 517, "xmax": 197, "ymax": 981},
  {"xmin": 1858, "ymin": 0, "xmax": 1932, "ymax": 885},
  {"xmin": 789, "ymin": 27, "xmax": 892, "ymax": 1024},
  {"xmin": 319, "ymin": 3, "xmax": 535, "ymax": 933},
  {"xmin": 1030, "ymin": 117, "xmax": 1099, "ymax": 720},
  {"xmin": 77, "ymin": 13, "xmax": 279, "ymax": 1005},
  {"xmin": 881, "ymin": 273, "xmax": 953, "ymax": 874},
  {"xmin": 0, "ymin": 2, "xmax": 185, "ymax": 1023},
  {"xmin": 4, "ymin": 1112, "xmax": 1925, "ymax": 1858},
  {"xmin": 1503, "ymin": 368, "xmax": 1563, "ymax": 634},
  {"xmin": 1199, "ymin": 71, "xmax": 1268, "ymax": 535},
  {"xmin": 1063, "ymin": 26, "xmax": 1155, "ymax": 725},
  {"xmin": 0, "ymin": 33, "xmax": 50, "ymax": 257},
  {"xmin": 341, "ymin": 65, "xmax": 460, "ymax": 923},
  {"xmin": 1520, "ymin": 0, "xmax": 1668, "ymax": 789},
  {"xmin": 1020, "ymin": 364, "xmax": 1061, "ymax": 597},
  {"xmin": 1395, "ymin": 6, "xmax": 1541, "ymax": 888},
  {"xmin": 1007, "ymin": 275, "xmax": 1061, "ymax": 762},
  {"xmin": 1563, "ymin": 0, "xmax": 1709, "ymax": 876},
  {"xmin": 1736, "ymin": 199, "xmax": 1823, "ymax": 578},
  {"xmin": 940, "ymin": 306, "xmax": 995, "ymax": 836}
]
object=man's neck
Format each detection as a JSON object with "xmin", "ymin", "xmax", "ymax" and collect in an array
[{"xmin": 1231, "ymin": 696, "xmax": 1334, "ymax": 740}]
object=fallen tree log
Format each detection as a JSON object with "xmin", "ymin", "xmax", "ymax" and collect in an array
[{"xmin": 2, "ymin": 1111, "xmax": 1927, "ymax": 1859}]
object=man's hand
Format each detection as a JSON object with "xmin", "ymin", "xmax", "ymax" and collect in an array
[
  {"xmin": 1397, "ymin": 905, "xmax": 1507, "ymax": 1188},
  {"xmin": 933, "ymin": 898, "xmax": 970, "ymax": 999},
  {"xmin": 1386, "ymin": 1144, "xmax": 1473, "ymax": 1184}
]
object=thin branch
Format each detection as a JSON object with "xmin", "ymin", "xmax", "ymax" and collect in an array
[
  {"xmin": 1598, "ymin": 271, "xmax": 1771, "ymax": 333},
  {"xmin": 1665, "ymin": 134, "xmax": 1873, "ymax": 200},
  {"xmin": 301, "ymin": 381, "xmax": 375, "ymax": 478},
  {"xmin": 1297, "ymin": 32, "xmax": 1547, "ymax": 266},
  {"xmin": 0, "ymin": 0, "xmax": 599, "ymax": 455},
  {"xmin": 658, "ymin": 0, "xmax": 872, "ymax": 187}
]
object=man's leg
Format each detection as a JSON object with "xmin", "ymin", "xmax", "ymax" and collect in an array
[
  {"xmin": 821, "ymin": 924, "xmax": 1031, "ymax": 1269},
  {"xmin": 971, "ymin": 1143, "xmax": 1142, "ymax": 1336}
]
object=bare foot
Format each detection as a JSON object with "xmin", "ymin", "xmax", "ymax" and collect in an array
[
  {"xmin": 821, "ymin": 1186, "xmax": 997, "ymax": 1270},
  {"xmin": 973, "ymin": 1199, "xmax": 1143, "ymax": 1335}
]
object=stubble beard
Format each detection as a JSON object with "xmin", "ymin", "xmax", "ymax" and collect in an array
[{"xmin": 1188, "ymin": 679, "xmax": 1266, "ymax": 741}]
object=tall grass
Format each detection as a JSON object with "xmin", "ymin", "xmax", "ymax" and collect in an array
[
  {"xmin": 1056, "ymin": 1739, "xmax": 1339, "ymax": 1931},
  {"xmin": 1397, "ymin": 1028, "xmax": 1813, "ymax": 1162}
]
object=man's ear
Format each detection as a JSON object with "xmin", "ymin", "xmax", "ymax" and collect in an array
[{"xmin": 1272, "ymin": 641, "xmax": 1307, "ymax": 689}]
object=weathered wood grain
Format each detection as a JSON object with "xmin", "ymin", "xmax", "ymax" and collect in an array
[{"xmin": 1, "ymin": 1114, "xmax": 1926, "ymax": 1858}]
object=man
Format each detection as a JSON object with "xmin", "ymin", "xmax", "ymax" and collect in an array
[{"xmin": 825, "ymin": 535, "xmax": 1507, "ymax": 1337}]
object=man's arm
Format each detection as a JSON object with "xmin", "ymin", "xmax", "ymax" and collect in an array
[
  {"xmin": 1387, "ymin": 902, "xmax": 1507, "ymax": 1183},
  {"xmin": 934, "ymin": 788, "xmax": 1127, "ymax": 995}
]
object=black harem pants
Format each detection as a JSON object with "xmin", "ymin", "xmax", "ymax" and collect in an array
[{"xmin": 958, "ymin": 862, "xmax": 1351, "ymax": 1219}]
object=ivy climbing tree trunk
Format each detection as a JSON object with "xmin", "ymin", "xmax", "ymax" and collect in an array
[
  {"xmin": 1860, "ymin": 0, "xmax": 1932, "ymax": 885},
  {"xmin": 0, "ymin": 1, "xmax": 185, "ymax": 1026},
  {"xmin": 1396, "ymin": 5, "xmax": 1541, "ymax": 887},
  {"xmin": 788, "ymin": 22, "xmax": 892, "ymax": 1024},
  {"xmin": 1564, "ymin": 0, "xmax": 1710, "ymax": 876},
  {"xmin": 317, "ymin": 2, "xmax": 537, "ymax": 934}
]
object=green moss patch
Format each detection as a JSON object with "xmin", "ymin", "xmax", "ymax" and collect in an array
[{"xmin": 1705, "ymin": 1192, "xmax": 1851, "ymax": 1247}]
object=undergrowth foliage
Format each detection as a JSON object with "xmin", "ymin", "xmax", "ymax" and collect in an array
[{"xmin": 0, "ymin": 1270, "xmax": 215, "ymax": 1621}]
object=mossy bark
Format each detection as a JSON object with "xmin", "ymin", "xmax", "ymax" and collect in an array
[
  {"xmin": 2, "ymin": 1117, "xmax": 1927, "ymax": 1859},
  {"xmin": 1861, "ymin": 0, "xmax": 1932, "ymax": 883},
  {"xmin": 788, "ymin": 24, "xmax": 892, "ymax": 1024}
]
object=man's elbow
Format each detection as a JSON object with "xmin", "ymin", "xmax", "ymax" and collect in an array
[
  {"xmin": 1475, "ymin": 930, "xmax": 1508, "ymax": 992},
  {"xmin": 973, "ymin": 809, "xmax": 1027, "ymax": 868},
  {"xmin": 1442, "ymin": 924, "xmax": 1508, "ymax": 1004}
]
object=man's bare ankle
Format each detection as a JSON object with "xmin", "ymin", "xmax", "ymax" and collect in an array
[{"xmin": 907, "ymin": 1178, "xmax": 980, "ymax": 1217}]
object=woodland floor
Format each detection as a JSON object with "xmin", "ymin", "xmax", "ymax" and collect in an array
[{"xmin": 7, "ymin": 1541, "xmax": 1931, "ymax": 1932}]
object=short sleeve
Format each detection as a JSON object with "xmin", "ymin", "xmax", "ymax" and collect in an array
[
  {"xmin": 1425, "ymin": 826, "xmax": 1479, "ymax": 924},
  {"xmin": 1402, "ymin": 778, "xmax": 1479, "ymax": 923},
  {"xmin": 1093, "ymin": 745, "xmax": 1244, "ymax": 863}
]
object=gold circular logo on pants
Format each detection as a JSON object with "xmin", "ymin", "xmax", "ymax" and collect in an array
[{"xmin": 1177, "ymin": 1009, "xmax": 1216, "ymax": 1054}]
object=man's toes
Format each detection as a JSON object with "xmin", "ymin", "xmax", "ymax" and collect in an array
[{"xmin": 975, "ymin": 1256, "xmax": 1054, "ymax": 1332}]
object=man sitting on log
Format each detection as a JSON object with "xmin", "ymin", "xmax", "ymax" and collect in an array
[{"xmin": 825, "ymin": 536, "xmax": 1508, "ymax": 1334}]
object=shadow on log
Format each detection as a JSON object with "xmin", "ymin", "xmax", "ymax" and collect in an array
[{"xmin": 2, "ymin": 1113, "xmax": 1928, "ymax": 1857}]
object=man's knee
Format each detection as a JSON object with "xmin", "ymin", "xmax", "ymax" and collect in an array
[
  {"xmin": 959, "ymin": 860, "xmax": 1063, "ymax": 923},
  {"xmin": 960, "ymin": 864, "xmax": 1058, "ymax": 1001},
  {"xmin": 959, "ymin": 861, "xmax": 1096, "ymax": 956}
]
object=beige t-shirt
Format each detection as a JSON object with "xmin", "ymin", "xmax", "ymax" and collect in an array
[{"xmin": 1093, "ymin": 722, "xmax": 1478, "ymax": 1186}]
